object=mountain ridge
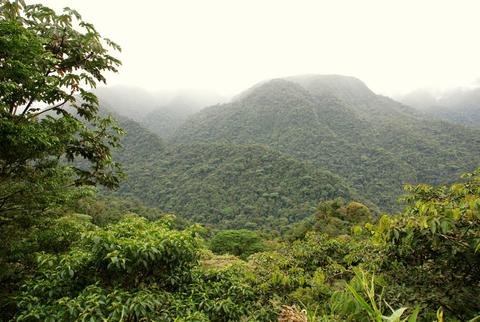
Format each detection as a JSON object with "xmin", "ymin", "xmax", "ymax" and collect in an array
[{"xmin": 171, "ymin": 74, "xmax": 480, "ymax": 210}]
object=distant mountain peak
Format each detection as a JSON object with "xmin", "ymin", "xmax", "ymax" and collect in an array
[
  {"xmin": 285, "ymin": 74, "xmax": 376, "ymax": 103},
  {"xmin": 234, "ymin": 78, "xmax": 314, "ymax": 105},
  {"xmin": 234, "ymin": 74, "xmax": 376, "ymax": 106}
]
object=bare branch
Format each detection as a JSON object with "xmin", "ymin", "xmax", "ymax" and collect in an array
[{"xmin": 28, "ymin": 98, "xmax": 70, "ymax": 119}]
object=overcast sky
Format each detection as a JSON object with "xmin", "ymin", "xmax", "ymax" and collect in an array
[{"xmin": 39, "ymin": 0, "xmax": 480, "ymax": 97}]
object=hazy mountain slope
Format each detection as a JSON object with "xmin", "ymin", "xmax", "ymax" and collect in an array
[
  {"xmin": 96, "ymin": 87, "xmax": 224, "ymax": 138},
  {"xmin": 140, "ymin": 91, "xmax": 223, "ymax": 138},
  {"xmin": 107, "ymin": 116, "xmax": 362, "ymax": 231},
  {"xmin": 399, "ymin": 88, "xmax": 480, "ymax": 126},
  {"xmin": 172, "ymin": 75, "xmax": 480, "ymax": 210},
  {"xmin": 140, "ymin": 105, "xmax": 190, "ymax": 139},
  {"xmin": 94, "ymin": 86, "xmax": 161, "ymax": 121}
]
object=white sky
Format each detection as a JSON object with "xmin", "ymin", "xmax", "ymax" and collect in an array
[{"xmin": 39, "ymin": 0, "xmax": 480, "ymax": 97}]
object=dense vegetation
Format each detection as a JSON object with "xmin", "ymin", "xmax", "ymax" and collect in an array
[
  {"xmin": 0, "ymin": 1, "xmax": 123, "ymax": 318},
  {"xmin": 1, "ymin": 1, "xmax": 479, "ymax": 321},
  {"xmin": 11, "ymin": 170, "xmax": 480, "ymax": 321},
  {"xmin": 111, "ymin": 121, "xmax": 364, "ymax": 231}
]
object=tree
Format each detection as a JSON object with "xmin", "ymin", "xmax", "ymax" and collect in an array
[
  {"xmin": 209, "ymin": 229, "xmax": 266, "ymax": 259},
  {"xmin": 0, "ymin": 1, "xmax": 123, "ymax": 317},
  {"xmin": 371, "ymin": 169, "xmax": 480, "ymax": 320},
  {"xmin": 0, "ymin": 0, "xmax": 123, "ymax": 184},
  {"xmin": 0, "ymin": 0, "xmax": 123, "ymax": 227}
]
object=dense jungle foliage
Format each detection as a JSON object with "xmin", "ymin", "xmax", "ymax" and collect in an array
[
  {"xmin": 8, "ymin": 171, "xmax": 480, "ymax": 321},
  {"xmin": 1, "ymin": 1, "xmax": 479, "ymax": 321},
  {"xmin": 110, "ymin": 119, "xmax": 366, "ymax": 231}
]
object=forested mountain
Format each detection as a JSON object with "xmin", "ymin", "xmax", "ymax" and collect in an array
[
  {"xmin": 172, "ymin": 75, "xmax": 480, "ymax": 209},
  {"xmin": 108, "ymin": 115, "xmax": 362, "ymax": 231},
  {"xmin": 399, "ymin": 87, "xmax": 480, "ymax": 126}
]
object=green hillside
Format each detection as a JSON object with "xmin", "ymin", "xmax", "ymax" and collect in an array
[
  {"xmin": 109, "ymin": 117, "xmax": 362, "ymax": 231},
  {"xmin": 172, "ymin": 75, "xmax": 480, "ymax": 209}
]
